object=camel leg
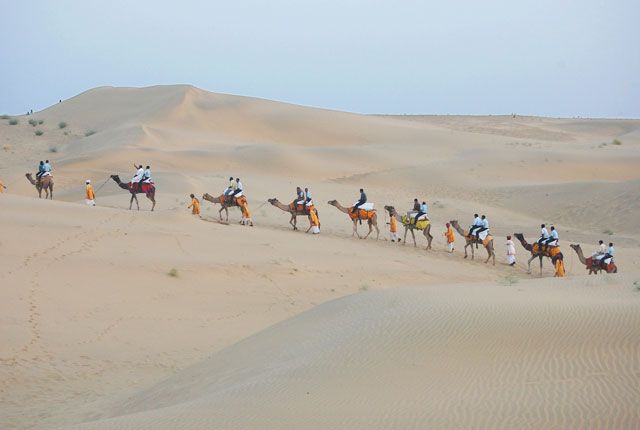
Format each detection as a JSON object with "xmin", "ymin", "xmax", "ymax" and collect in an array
[
  {"xmin": 49, "ymin": 185, "xmax": 53, "ymax": 200},
  {"xmin": 410, "ymin": 229, "xmax": 416, "ymax": 247},
  {"xmin": 150, "ymin": 195, "xmax": 155, "ymax": 211},
  {"xmin": 470, "ymin": 241, "xmax": 475, "ymax": 260},
  {"xmin": 225, "ymin": 208, "xmax": 229, "ymax": 222},
  {"xmin": 290, "ymin": 214, "xmax": 297, "ymax": 231},
  {"xmin": 374, "ymin": 222, "xmax": 379, "ymax": 240},
  {"xmin": 526, "ymin": 255, "xmax": 536, "ymax": 274},
  {"xmin": 463, "ymin": 242, "xmax": 469, "ymax": 259},
  {"xmin": 403, "ymin": 227, "xmax": 408, "ymax": 244},
  {"xmin": 539, "ymin": 256, "xmax": 543, "ymax": 277},
  {"xmin": 218, "ymin": 207, "xmax": 224, "ymax": 220},
  {"xmin": 129, "ymin": 194, "xmax": 134, "ymax": 210},
  {"xmin": 352, "ymin": 220, "xmax": 360, "ymax": 238},
  {"xmin": 362, "ymin": 220, "xmax": 372, "ymax": 239},
  {"xmin": 424, "ymin": 228, "xmax": 433, "ymax": 250}
]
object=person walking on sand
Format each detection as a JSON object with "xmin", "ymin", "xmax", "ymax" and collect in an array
[
  {"xmin": 0, "ymin": 179, "xmax": 6, "ymax": 193},
  {"xmin": 388, "ymin": 210, "xmax": 399, "ymax": 242},
  {"xmin": 85, "ymin": 180, "xmax": 96, "ymax": 206},
  {"xmin": 506, "ymin": 235, "xmax": 516, "ymax": 266},
  {"xmin": 188, "ymin": 194, "xmax": 200, "ymax": 215},
  {"xmin": 444, "ymin": 222, "xmax": 455, "ymax": 252}
]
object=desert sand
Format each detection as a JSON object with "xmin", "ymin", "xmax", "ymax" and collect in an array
[{"xmin": 1, "ymin": 85, "xmax": 639, "ymax": 429}]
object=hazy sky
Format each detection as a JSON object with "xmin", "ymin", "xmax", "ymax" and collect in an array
[{"xmin": 1, "ymin": 0, "xmax": 639, "ymax": 117}]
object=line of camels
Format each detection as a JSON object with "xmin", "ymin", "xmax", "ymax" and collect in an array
[{"xmin": 23, "ymin": 172, "xmax": 619, "ymax": 276}]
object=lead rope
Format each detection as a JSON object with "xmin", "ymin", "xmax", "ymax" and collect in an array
[{"xmin": 93, "ymin": 177, "xmax": 111, "ymax": 195}]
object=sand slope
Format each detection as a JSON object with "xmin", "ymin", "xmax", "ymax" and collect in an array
[{"xmin": 65, "ymin": 280, "xmax": 640, "ymax": 429}]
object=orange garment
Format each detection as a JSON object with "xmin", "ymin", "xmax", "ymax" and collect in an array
[
  {"xmin": 241, "ymin": 202, "xmax": 251, "ymax": 218},
  {"xmin": 349, "ymin": 208, "xmax": 375, "ymax": 221},
  {"xmin": 0, "ymin": 180, "xmax": 5, "ymax": 193},
  {"xmin": 310, "ymin": 207, "xmax": 319, "ymax": 226},
  {"xmin": 188, "ymin": 197, "xmax": 200, "ymax": 215},
  {"xmin": 389, "ymin": 215, "xmax": 397, "ymax": 233},
  {"xmin": 85, "ymin": 184, "xmax": 95, "ymax": 200},
  {"xmin": 445, "ymin": 226, "xmax": 455, "ymax": 243}
]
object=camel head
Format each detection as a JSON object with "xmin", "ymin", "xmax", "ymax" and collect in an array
[
  {"xmin": 569, "ymin": 244, "xmax": 580, "ymax": 252},
  {"xmin": 383, "ymin": 205, "xmax": 396, "ymax": 216},
  {"xmin": 268, "ymin": 198, "xmax": 279, "ymax": 205},
  {"xmin": 449, "ymin": 220, "xmax": 459, "ymax": 228},
  {"xmin": 327, "ymin": 200, "xmax": 337, "ymax": 206},
  {"xmin": 110, "ymin": 174, "xmax": 120, "ymax": 181},
  {"xmin": 513, "ymin": 233, "xmax": 525, "ymax": 242}
]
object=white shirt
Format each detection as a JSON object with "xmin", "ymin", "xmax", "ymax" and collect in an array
[
  {"xmin": 473, "ymin": 216, "xmax": 482, "ymax": 226},
  {"xmin": 236, "ymin": 181, "xmax": 243, "ymax": 191},
  {"xmin": 540, "ymin": 227, "xmax": 549, "ymax": 239},
  {"xmin": 607, "ymin": 246, "xmax": 615, "ymax": 256},
  {"xmin": 550, "ymin": 230, "xmax": 558, "ymax": 240},
  {"xmin": 144, "ymin": 168, "xmax": 151, "ymax": 178},
  {"xmin": 482, "ymin": 218, "xmax": 489, "ymax": 228}
]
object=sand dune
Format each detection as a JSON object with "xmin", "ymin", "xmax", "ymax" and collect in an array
[
  {"xmin": 61, "ymin": 279, "xmax": 640, "ymax": 430},
  {"xmin": 1, "ymin": 86, "xmax": 639, "ymax": 429}
]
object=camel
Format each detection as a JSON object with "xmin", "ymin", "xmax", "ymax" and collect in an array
[
  {"xmin": 384, "ymin": 205, "xmax": 432, "ymax": 249},
  {"xmin": 450, "ymin": 220, "xmax": 495, "ymax": 265},
  {"xmin": 268, "ymin": 198, "xmax": 315, "ymax": 232},
  {"xmin": 110, "ymin": 175, "xmax": 156, "ymax": 211},
  {"xmin": 328, "ymin": 200, "xmax": 379, "ymax": 240},
  {"xmin": 202, "ymin": 193, "xmax": 242, "ymax": 222},
  {"xmin": 513, "ymin": 233, "xmax": 566, "ymax": 276},
  {"xmin": 570, "ymin": 244, "xmax": 617, "ymax": 274},
  {"xmin": 25, "ymin": 173, "xmax": 53, "ymax": 199}
]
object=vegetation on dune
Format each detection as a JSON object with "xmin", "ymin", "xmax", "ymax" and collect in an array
[
  {"xmin": 168, "ymin": 268, "xmax": 179, "ymax": 278},
  {"xmin": 49, "ymin": 146, "xmax": 58, "ymax": 153},
  {"xmin": 9, "ymin": 118, "xmax": 18, "ymax": 125},
  {"xmin": 602, "ymin": 229, "xmax": 614, "ymax": 236},
  {"xmin": 35, "ymin": 130, "xmax": 44, "ymax": 136},
  {"xmin": 0, "ymin": 114, "xmax": 10, "ymax": 120},
  {"xmin": 85, "ymin": 129, "xmax": 96, "ymax": 137},
  {"xmin": 612, "ymin": 139, "xmax": 622, "ymax": 146},
  {"xmin": 28, "ymin": 119, "xmax": 37, "ymax": 127},
  {"xmin": 38, "ymin": 119, "xmax": 44, "ymax": 125},
  {"xmin": 58, "ymin": 121, "xmax": 67, "ymax": 129}
]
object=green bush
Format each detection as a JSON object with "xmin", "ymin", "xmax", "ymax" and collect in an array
[
  {"xmin": 35, "ymin": 130, "xmax": 44, "ymax": 136},
  {"xmin": 58, "ymin": 121, "xmax": 67, "ymax": 129},
  {"xmin": 0, "ymin": 114, "xmax": 10, "ymax": 120},
  {"xmin": 28, "ymin": 119, "xmax": 37, "ymax": 127},
  {"xmin": 49, "ymin": 146, "xmax": 58, "ymax": 153},
  {"xmin": 9, "ymin": 119, "xmax": 18, "ymax": 125},
  {"xmin": 84, "ymin": 130, "xmax": 96, "ymax": 137},
  {"xmin": 612, "ymin": 139, "xmax": 622, "ymax": 146},
  {"xmin": 168, "ymin": 268, "xmax": 179, "ymax": 277},
  {"xmin": 38, "ymin": 119, "xmax": 44, "ymax": 125}
]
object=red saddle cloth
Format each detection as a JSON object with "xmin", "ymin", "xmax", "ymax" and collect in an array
[{"xmin": 128, "ymin": 182, "xmax": 154, "ymax": 194}]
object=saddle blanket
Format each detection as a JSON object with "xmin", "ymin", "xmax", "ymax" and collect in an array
[
  {"xmin": 407, "ymin": 211, "xmax": 428, "ymax": 221},
  {"xmin": 478, "ymin": 230, "xmax": 489, "ymax": 241},
  {"xmin": 354, "ymin": 202, "xmax": 374, "ymax": 211}
]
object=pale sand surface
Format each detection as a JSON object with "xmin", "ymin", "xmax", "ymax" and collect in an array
[{"xmin": 1, "ymin": 86, "xmax": 639, "ymax": 429}]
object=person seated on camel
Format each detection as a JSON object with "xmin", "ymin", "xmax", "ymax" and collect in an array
[
  {"xmin": 43, "ymin": 159, "xmax": 52, "ymax": 175},
  {"xmin": 469, "ymin": 213, "xmax": 482, "ymax": 238},
  {"xmin": 224, "ymin": 177, "xmax": 235, "ymax": 204},
  {"xmin": 143, "ymin": 165, "xmax": 152, "ymax": 183},
  {"xmin": 232, "ymin": 178, "xmax": 243, "ymax": 196},
  {"xmin": 415, "ymin": 201, "xmax": 428, "ymax": 222},
  {"xmin": 475, "ymin": 215, "xmax": 489, "ymax": 239},
  {"xmin": 36, "ymin": 160, "xmax": 45, "ymax": 182},
  {"xmin": 538, "ymin": 224, "xmax": 550, "ymax": 252},
  {"xmin": 294, "ymin": 186, "xmax": 305, "ymax": 210},
  {"xmin": 352, "ymin": 188, "xmax": 367, "ymax": 224},
  {"xmin": 304, "ymin": 187, "xmax": 312, "ymax": 205},
  {"xmin": 602, "ymin": 242, "xmax": 615, "ymax": 266},
  {"xmin": 545, "ymin": 226, "xmax": 559, "ymax": 247},
  {"xmin": 131, "ymin": 163, "xmax": 144, "ymax": 191}
]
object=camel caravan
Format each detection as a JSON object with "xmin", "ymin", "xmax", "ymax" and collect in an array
[{"xmin": 18, "ymin": 162, "xmax": 620, "ymax": 278}]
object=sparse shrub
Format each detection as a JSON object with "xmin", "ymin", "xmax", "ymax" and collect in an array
[
  {"xmin": 499, "ymin": 274, "xmax": 519, "ymax": 286},
  {"xmin": 0, "ymin": 114, "xmax": 10, "ymax": 120},
  {"xmin": 63, "ymin": 131, "xmax": 69, "ymax": 136},
  {"xmin": 28, "ymin": 119, "xmax": 37, "ymax": 127},
  {"xmin": 84, "ymin": 130, "xmax": 96, "ymax": 137},
  {"xmin": 612, "ymin": 139, "xmax": 622, "ymax": 146},
  {"xmin": 49, "ymin": 146, "xmax": 58, "ymax": 153},
  {"xmin": 359, "ymin": 284, "xmax": 370, "ymax": 292},
  {"xmin": 634, "ymin": 280, "xmax": 640, "ymax": 291},
  {"xmin": 35, "ymin": 130, "xmax": 44, "ymax": 136},
  {"xmin": 38, "ymin": 119, "xmax": 44, "ymax": 125},
  {"xmin": 168, "ymin": 268, "xmax": 178, "ymax": 277},
  {"xmin": 9, "ymin": 119, "xmax": 18, "ymax": 125},
  {"xmin": 58, "ymin": 121, "xmax": 67, "ymax": 129},
  {"xmin": 602, "ymin": 229, "xmax": 614, "ymax": 235}
]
